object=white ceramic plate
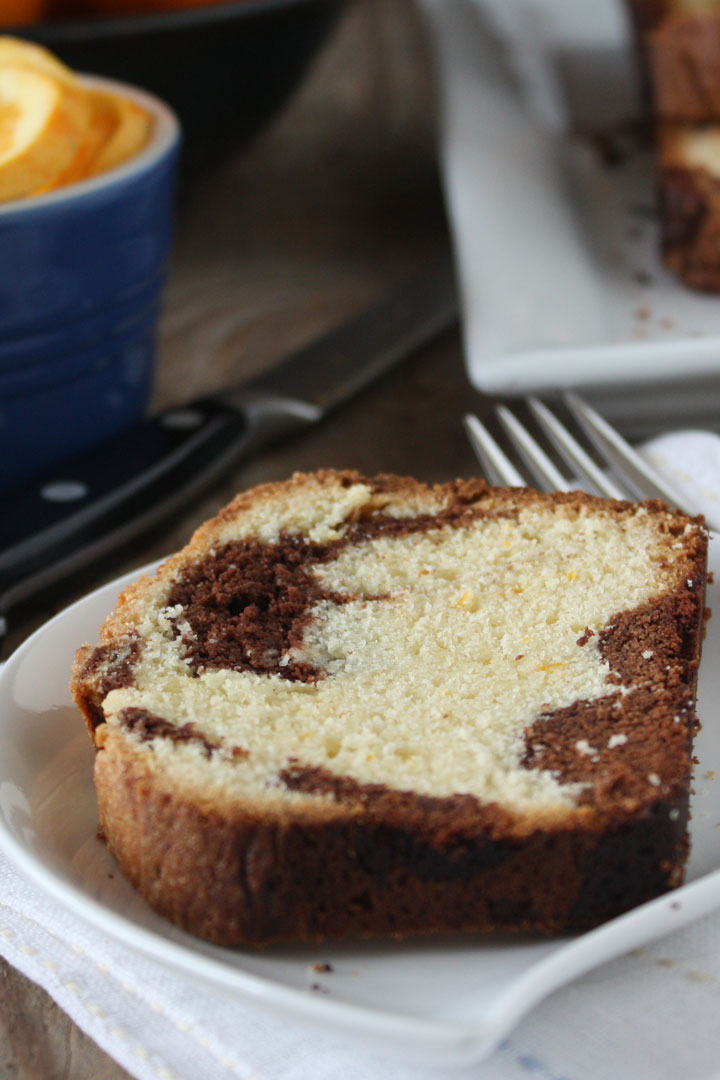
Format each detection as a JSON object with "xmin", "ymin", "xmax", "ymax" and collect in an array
[
  {"xmin": 422, "ymin": 0, "xmax": 720, "ymax": 411},
  {"xmin": 1, "ymin": 545, "xmax": 720, "ymax": 1068}
]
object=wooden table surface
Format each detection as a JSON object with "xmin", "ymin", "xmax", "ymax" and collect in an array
[{"xmin": 0, "ymin": 1, "xmax": 492, "ymax": 1075}]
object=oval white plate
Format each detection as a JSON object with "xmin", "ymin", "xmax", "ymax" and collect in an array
[
  {"xmin": 1, "ymin": 542, "xmax": 719, "ymax": 1068},
  {"xmin": 424, "ymin": 0, "xmax": 720, "ymax": 421}
]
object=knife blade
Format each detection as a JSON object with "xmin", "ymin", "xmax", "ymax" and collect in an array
[{"xmin": 0, "ymin": 257, "xmax": 458, "ymax": 630}]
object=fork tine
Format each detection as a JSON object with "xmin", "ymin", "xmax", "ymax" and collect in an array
[
  {"xmin": 495, "ymin": 405, "xmax": 571, "ymax": 492},
  {"xmin": 463, "ymin": 413, "xmax": 525, "ymax": 486},
  {"xmin": 527, "ymin": 397, "xmax": 627, "ymax": 500},
  {"xmin": 564, "ymin": 392, "xmax": 694, "ymax": 512}
]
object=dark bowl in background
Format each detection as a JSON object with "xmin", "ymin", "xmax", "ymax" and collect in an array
[{"xmin": 12, "ymin": 0, "xmax": 342, "ymax": 173}]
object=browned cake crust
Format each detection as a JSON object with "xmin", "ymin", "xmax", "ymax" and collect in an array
[
  {"xmin": 71, "ymin": 472, "xmax": 709, "ymax": 946},
  {"xmin": 625, "ymin": 2, "xmax": 720, "ymax": 120},
  {"xmin": 639, "ymin": 12, "xmax": 720, "ymax": 121},
  {"xmin": 92, "ymin": 738, "xmax": 692, "ymax": 944}
]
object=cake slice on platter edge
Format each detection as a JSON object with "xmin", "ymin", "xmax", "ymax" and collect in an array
[{"xmin": 626, "ymin": 0, "xmax": 720, "ymax": 288}]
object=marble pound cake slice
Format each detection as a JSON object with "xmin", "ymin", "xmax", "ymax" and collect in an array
[
  {"xmin": 71, "ymin": 471, "xmax": 708, "ymax": 945},
  {"xmin": 657, "ymin": 123, "xmax": 720, "ymax": 289},
  {"xmin": 625, "ymin": 0, "xmax": 720, "ymax": 288}
]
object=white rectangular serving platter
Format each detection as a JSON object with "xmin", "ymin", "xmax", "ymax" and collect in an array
[
  {"xmin": 422, "ymin": 0, "xmax": 720, "ymax": 408},
  {"xmin": 0, "ymin": 540, "xmax": 719, "ymax": 1068}
]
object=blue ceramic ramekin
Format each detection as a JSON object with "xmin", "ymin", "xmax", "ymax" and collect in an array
[{"xmin": 0, "ymin": 77, "xmax": 181, "ymax": 496}]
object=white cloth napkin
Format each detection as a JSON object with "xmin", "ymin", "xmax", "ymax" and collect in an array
[{"xmin": 2, "ymin": 430, "xmax": 720, "ymax": 1080}]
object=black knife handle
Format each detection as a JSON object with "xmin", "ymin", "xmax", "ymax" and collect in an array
[{"xmin": 0, "ymin": 399, "xmax": 254, "ymax": 617}]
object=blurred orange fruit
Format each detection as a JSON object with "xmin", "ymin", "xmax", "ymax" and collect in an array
[
  {"xmin": 0, "ymin": 35, "xmax": 152, "ymax": 200},
  {"xmin": 89, "ymin": 92, "xmax": 150, "ymax": 173},
  {"xmin": 0, "ymin": 34, "xmax": 75, "ymax": 78},
  {"xmin": 0, "ymin": 0, "xmax": 47, "ymax": 27},
  {"xmin": 0, "ymin": 62, "xmax": 90, "ymax": 199}
]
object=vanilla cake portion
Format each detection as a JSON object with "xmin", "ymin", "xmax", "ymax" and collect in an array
[
  {"xmin": 662, "ymin": 124, "xmax": 720, "ymax": 174},
  {"xmin": 71, "ymin": 472, "xmax": 708, "ymax": 945}
]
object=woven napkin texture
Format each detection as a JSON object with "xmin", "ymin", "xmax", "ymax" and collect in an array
[{"xmin": 1, "ymin": 429, "xmax": 720, "ymax": 1080}]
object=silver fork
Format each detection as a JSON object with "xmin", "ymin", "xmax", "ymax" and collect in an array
[{"xmin": 464, "ymin": 392, "xmax": 717, "ymax": 530}]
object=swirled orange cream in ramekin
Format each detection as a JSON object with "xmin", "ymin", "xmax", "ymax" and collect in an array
[{"xmin": 0, "ymin": 36, "xmax": 152, "ymax": 202}]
